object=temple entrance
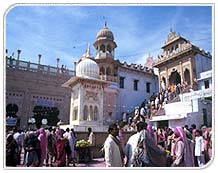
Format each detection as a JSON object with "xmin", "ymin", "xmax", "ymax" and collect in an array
[
  {"xmin": 184, "ymin": 69, "xmax": 191, "ymax": 85},
  {"xmin": 32, "ymin": 106, "xmax": 60, "ymax": 128},
  {"xmin": 169, "ymin": 71, "xmax": 181, "ymax": 85},
  {"xmin": 6, "ymin": 103, "xmax": 20, "ymax": 127},
  {"xmin": 157, "ymin": 120, "xmax": 168, "ymax": 128}
]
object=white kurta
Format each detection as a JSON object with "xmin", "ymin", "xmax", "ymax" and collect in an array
[
  {"xmin": 124, "ymin": 132, "xmax": 140, "ymax": 167},
  {"xmin": 104, "ymin": 134, "xmax": 123, "ymax": 167},
  {"xmin": 195, "ymin": 136, "xmax": 204, "ymax": 156},
  {"xmin": 172, "ymin": 140, "xmax": 185, "ymax": 166}
]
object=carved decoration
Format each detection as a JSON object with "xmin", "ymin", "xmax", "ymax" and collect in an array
[{"xmin": 84, "ymin": 91, "xmax": 99, "ymax": 101}]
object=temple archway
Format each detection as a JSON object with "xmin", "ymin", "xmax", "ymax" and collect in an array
[
  {"xmin": 184, "ymin": 69, "xmax": 191, "ymax": 85},
  {"xmin": 169, "ymin": 70, "xmax": 181, "ymax": 85},
  {"xmin": 6, "ymin": 103, "xmax": 18, "ymax": 118},
  {"xmin": 32, "ymin": 106, "xmax": 60, "ymax": 128},
  {"xmin": 83, "ymin": 105, "xmax": 88, "ymax": 120}
]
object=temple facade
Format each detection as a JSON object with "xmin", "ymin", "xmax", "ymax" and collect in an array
[
  {"xmin": 5, "ymin": 23, "xmax": 158, "ymax": 130},
  {"xmin": 5, "ymin": 25, "xmax": 212, "ymax": 131},
  {"xmin": 153, "ymin": 30, "xmax": 212, "ymax": 91}
]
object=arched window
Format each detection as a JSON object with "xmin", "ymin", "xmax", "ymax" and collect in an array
[
  {"xmin": 106, "ymin": 67, "xmax": 111, "ymax": 75},
  {"xmin": 107, "ymin": 45, "xmax": 112, "ymax": 53},
  {"xmin": 100, "ymin": 44, "xmax": 105, "ymax": 53},
  {"xmin": 89, "ymin": 105, "xmax": 94, "ymax": 121},
  {"xmin": 94, "ymin": 106, "xmax": 98, "ymax": 121},
  {"xmin": 100, "ymin": 67, "xmax": 105, "ymax": 75},
  {"xmin": 83, "ymin": 105, "xmax": 88, "ymax": 120}
]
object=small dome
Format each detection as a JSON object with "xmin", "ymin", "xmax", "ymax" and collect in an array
[
  {"xmin": 96, "ymin": 23, "xmax": 114, "ymax": 41},
  {"xmin": 76, "ymin": 58, "xmax": 99, "ymax": 79}
]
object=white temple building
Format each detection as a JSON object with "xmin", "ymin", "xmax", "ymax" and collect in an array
[{"xmin": 62, "ymin": 44, "xmax": 112, "ymax": 131}]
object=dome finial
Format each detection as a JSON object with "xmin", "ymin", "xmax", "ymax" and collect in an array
[
  {"xmin": 80, "ymin": 42, "xmax": 92, "ymax": 60},
  {"xmin": 87, "ymin": 42, "xmax": 91, "ymax": 55},
  {"xmin": 170, "ymin": 27, "xmax": 173, "ymax": 32}
]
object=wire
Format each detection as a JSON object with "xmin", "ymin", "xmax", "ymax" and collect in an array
[{"xmin": 116, "ymin": 37, "xmax": 211, "ymax": 59}]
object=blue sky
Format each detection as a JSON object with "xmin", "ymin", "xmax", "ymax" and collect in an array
[{"xmin": 6, "ymin": 5, "xmax": 212, "ymax": 70}]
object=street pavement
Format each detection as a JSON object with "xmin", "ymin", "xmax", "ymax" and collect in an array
[{"xmin": 18, "ymin": 150, "xmax": 106, "ymax": 167}]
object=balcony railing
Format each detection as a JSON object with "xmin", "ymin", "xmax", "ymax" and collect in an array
[
  {"xmin": 100, "ymin": 75, "xmax": 118, "ymax": 82},
  {"xmin": 6, "ymin": 57, "xmax": 76, "ymax": 77}
]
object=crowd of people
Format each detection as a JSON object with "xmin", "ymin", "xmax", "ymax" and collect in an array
[
  {"xmin": 6, "ymin": 127, "xmax": 80, "ymax": 167},
  {"xmin": 104, "ymin": 121, "xmax": 212, "ymax": 167},
  {"xmin": 6, "ymin": 120, "xmax": 212, "ymax": 168},
  {"xmin": 135, "ymin": 81, "xmax": 191, "ymax": 120}
]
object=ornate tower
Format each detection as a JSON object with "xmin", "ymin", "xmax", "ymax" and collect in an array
[{"xmin": 93, "ymin": 22, "xmax": 117, "ymax": 59}]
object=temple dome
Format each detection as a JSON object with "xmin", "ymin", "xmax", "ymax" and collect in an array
[
  {"xmin": 96, "ymin": 23, "xmax": 114, "ymax": 41},
  {"xmin": 76, "ymin": 58, "xmax": 99, "ymax": 79}
]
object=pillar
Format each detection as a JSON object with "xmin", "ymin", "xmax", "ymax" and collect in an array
[
  {"xmin": 56, "ymin": 58, "xmax": 60, "ymax": 68},
  {"xmin": 189, "ymin": 58, "xmax": 193, "ymax": 86},
  {"xmin": 17, "ymin": 49, "xmax": 21, "ymax": 60},
  {"xmin": 179, "ymin": 61, "xmax": 183, "ymax": 83},
  {"xmin": 38, "ymin": 54, "xmax": 42, "ymax": 64},
  {"xmin": 165, "ymin": 67, "xmax": 169, "ymax": 88}
]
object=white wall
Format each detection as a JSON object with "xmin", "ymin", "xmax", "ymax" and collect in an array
[
  {"xmin": 197, "ymin": 70, "xmax": 212, "ymax": 90},
  {"xmin": 168, "ymin": 112, "xmax": 203, "ymax": 129},
  {"xmin": 164, "ymin": 102, "xmax": 192, "ymax": 115},
  {"xmin": 116, "ymin": 67, "xmax": 158, "ymax": 119},
  {"xmin": 195, "ymin": 54, "xmax": 212, "ymax": 79}
]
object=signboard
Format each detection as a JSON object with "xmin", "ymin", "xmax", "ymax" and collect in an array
[
  {"xmin": 6, "ymin": 117, "xmax": 17, "ymax": 126},
  {"xmin": 37, "ymin": 99, "xmax": 54, "ymax": 107}
]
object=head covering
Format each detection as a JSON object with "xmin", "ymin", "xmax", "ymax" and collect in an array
[
  {"xmin": 147, "ymin": 125, "xmax": 155, "ymax": 138},
  {"xmin": 174, "ymin": 126, "xmax": 184, "ymax": 142},
  {"xmin": 38, "ymin": 128, "xmax": 46, "ymax": 135}
]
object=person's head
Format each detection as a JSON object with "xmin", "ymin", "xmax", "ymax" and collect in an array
[
  {"xmin": 88, "ymin": 127, "xmax": 92, "ymax": 133},
  {"xmin": 108, "ymin": 123, "xmax": 119, "ymax": 137},
  {"xmin": 136, "ymin": 121, "xmax": 147, "ymax": 132},
  {"xmin": 201, "ymin": 126, "xmax": 207, "ymax": 132},
  {"xmin": 7, "ymin": 134, "xmax": 13, "ymax": 143},
  {"xmin": 66, "ymin": 128, "xmax": 70, "ymax": 132},
  {"xmin": 191, "ymin": 124, "xmax": 196, "ymax": 129},
  {"xmin": 48, "ymin": 126, "xmax": 53, "ymax": 132},
  {"xmin": 195, "ymin": 129, "xmax": 202, "ymax": 137},
  {"xmin": 174, "ymin": 126, "xmax": 184, "ymax": 141}
]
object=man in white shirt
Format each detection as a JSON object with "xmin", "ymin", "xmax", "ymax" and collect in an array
[
  {"xmin": 125, "ymin": 132, "xmax": 140, "ymax": 167},
  {"xmin": 195, "ymin": 129, "xmax": 205, "ymax": 167},
  {"xmin": 104, "ymin": 123, "xmax": 124, "ymax": 167}
]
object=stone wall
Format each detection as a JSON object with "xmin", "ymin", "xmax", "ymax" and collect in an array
[{"xmin": 6, "ymin": 67, "xmax": 72, "ymax": 128}]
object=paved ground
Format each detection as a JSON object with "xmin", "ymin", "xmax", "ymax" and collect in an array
[
  {"xmin": 74, "ymin": 158, "xmax": 105, "ymax": 167},
  {"xmin": 19, "ymin": 150, "xmax": 106, "ymax": 167}
]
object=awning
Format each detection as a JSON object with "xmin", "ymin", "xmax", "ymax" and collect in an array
[{"xmin": 150, "ymin": 113, "xmax": 187, "ymax": 122}]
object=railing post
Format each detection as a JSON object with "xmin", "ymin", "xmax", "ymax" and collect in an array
[{"xmin": 27, "ymin": 61, "xmax": 30, "ymax": 71}]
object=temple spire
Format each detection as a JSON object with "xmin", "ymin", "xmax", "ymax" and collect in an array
[
  {"xmin": 87, "ymin": 42, "xmax": 91, "ymax": 55},
  {"xmin": 104, "ymin": 21, "xmax": 107, "ymax": 28}
]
